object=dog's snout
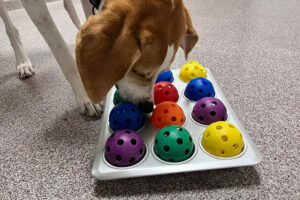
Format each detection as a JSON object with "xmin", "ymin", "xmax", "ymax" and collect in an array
[{"xmin": 138, "ymin": 101, "xmax": 154, "ymax": 113}]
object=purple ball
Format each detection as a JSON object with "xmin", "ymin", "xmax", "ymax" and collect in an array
[
  {"xmin": 192, "ymin": 97, "xmax": 227, "ymax": 125},
  {"xmin": 105, "ymin": 129, "xmax": 146, "ymax": 167}
]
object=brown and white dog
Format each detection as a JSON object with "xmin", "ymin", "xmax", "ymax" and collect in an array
[{"xmin": 76, "ymin": 0, "xmax": 198, "ymax": 113}]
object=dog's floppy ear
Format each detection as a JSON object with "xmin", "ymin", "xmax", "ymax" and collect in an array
[
  {"xmin": 76, "ymin": 12, "xmax": 141, "ymax": 104},
  {"xmin": 180, "ymin": 4, "xmax": 198, "ymax": 59}
]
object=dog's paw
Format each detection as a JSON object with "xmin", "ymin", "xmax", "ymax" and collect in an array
[
  {"xmin": 78, "ymin": 99, "xmax": 104, "ymax": 117},
  {"xmin": 17, "ymin": 62, "xmax": 34, "ymax": 79}
]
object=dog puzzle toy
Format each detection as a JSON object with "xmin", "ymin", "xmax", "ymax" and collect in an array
[
  {"xmin": 109, "ymin": 102, "xmax": 144, "ymax": 131},
  {"xmin": 154, "ymin": 125, "xmax": 194, "ymax": 162},
  {"xmin": 201, "ymin": 121, "xmax": 244, "ymax": 157},
  {"xmin": 155, "ymin": 70, "xmax": 174, "ymax": 83},
  {"xmin": 151, "ymin": 102, "xmax": 186, "ymax": 129},
  {"xmin": 184, "ymin": 78, "xmax": 215, "ymax": 101},
  {"xmin": 113, "ymin": 90, "xmax": 124, "ymax": 105},
  {"xmin": 154, "ymin": 81, "xmax": 179, "ymax": 105},
  {"xmin": 105, "ymin": 129, "xmax": 146, "ymax": 167},
  {"xmin": 192, "ymin": 97, "xmax": 227, "ymax": 125},
  {"xmin": 179, "ymin": 60, "xmax": 207, "ymax": 82}
]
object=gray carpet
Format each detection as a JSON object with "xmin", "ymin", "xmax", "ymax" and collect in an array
[{"xmin": 0, "ymin": 0, "xmax": 299, "ymax": 199}]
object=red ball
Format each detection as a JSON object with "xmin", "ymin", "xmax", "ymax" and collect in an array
[{"xmin": 154, "ymin": 82, "xmax": 179, "ymax": 105}]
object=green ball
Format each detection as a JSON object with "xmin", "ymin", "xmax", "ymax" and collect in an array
[
  {"xmin": 113, "ymin": 90, "xmax": 124, "ymax": 105},
  {"xmin": 154, "ymin": 125, "xmax": 194, "ymax": 162}
]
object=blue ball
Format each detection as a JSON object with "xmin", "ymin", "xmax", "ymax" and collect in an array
[
  {"xmin": 109, "ymin": 102, "xmax": 144, "ymax": 131},
  {"xmin": 184, "ymin": 78, "xmax": 215, "ymax": 101},
  {"xmin": 155, "ymin": 70, "xmax": 174, "ymax": 83}
]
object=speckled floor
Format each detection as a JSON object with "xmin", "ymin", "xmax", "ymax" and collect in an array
[{"xmin": 0, "ymin": 0, "xmax": 299, "ymax": 199}]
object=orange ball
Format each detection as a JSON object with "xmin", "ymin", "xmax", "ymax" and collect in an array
[{"xmin": 151, "ymin": 102, "xmax": 186, "ymax": 129}]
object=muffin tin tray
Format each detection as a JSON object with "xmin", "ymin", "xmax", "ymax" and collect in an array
[{"xmin": 92, "ymin": 69, "xmax": 262, "ymax": 180}]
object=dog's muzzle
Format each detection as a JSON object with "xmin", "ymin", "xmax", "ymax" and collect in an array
[{"xmin": 138, "ymin": 101, "xmax": 154, "ymax": 113}]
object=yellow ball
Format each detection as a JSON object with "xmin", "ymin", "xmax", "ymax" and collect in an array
[
  {"xmin": 179, "ymin": 60, "xmax": 207, "ymax": 82},
  {"xmin": 201, "ymin": 121, "xmax": 244, "ymax": 157}
]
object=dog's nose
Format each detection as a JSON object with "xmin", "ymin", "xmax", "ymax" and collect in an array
[{"xmin": 138, "ymin": 101, "xmax": 154, "ymax": 113}]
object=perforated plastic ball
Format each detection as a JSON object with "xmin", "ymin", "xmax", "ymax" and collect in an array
[
  {"xmin": 154, "ymin": 125, "xmax": 194, "ymax": 162},
  {"xmin": 109, "ymin": 102, "xmax": 144, "ymax": 131},
  {"xmin": 113, "ymin": 90, "xmax": 124, "ymax": 105},
  {"xmin": 192, "ymin": 97, "xmax": 227, "ymax": 125},
  {"xmin": 155, "ymin": 70, "xmax": 174, "ymax": 83},
  {"xmin": 201, "ymin": 121, "xmax": 244, "ymax": 157},
  {"xmin": 105, "ymin": 129, "xmax": 146, "ymax": 167},
  {"xmin": 154, "ymin": 82, "xmax": 179, "ymax": 105},
  {"xmin": 184, "ymin": 78, "xmax": 215, "ymax": 101},
  {"xmin": 179, "ymin": 60, "xmax": 207, "ymax": 82},
  {"xmin": 151, "ymin": 102, "xmax": 185, "ymax": 129}
]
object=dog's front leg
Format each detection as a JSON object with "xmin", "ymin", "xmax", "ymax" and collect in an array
[
  {"xmin": 20, "ymin": 0, "xmax": 102, "ymax": 117},
  {"xmin": 0, "ymin": 0, "xmax": 34, "ymax": 79},
  {"xmin": 63, "ymin": 0, "xmax": 81, "ymax": 29},
  {"xmin": 80, "ymin": 0, "xmax": 94, "ymax": 19}
]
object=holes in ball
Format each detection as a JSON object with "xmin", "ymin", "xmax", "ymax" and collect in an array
[
  {"xmin": 129, "ymin": 157, "xmax": 135, "ymax": 163},
  {"xmin": 198, "ymin": 89, "xmax": 203, "ymax": 93},
  {"xmin": 155, "ymin": 139, "xmax": 158, "ymax": 144},
  {"xmin": 206, "ymin": 131, "xmax": 211, "ymax": 137},
  {"xmin": 163, "ymin": 131, "xmax": 170, "ymax": 137},
  {"xmin": 228, "ymin": 124, "xmax": 235, "ymax": 128},
  {"xmin": 176, "ymin": 127, "xmax": 183, "ymax": 131},
  {"xmin": 157, "ymin": 117, "xmax": 162, "ymax": 122},
  {"xmin": 207, "ymin": 93, "xmax": 211, "ymax": 97},
  {"xmin": 210, "ymin": 111, "xmax": 216, "ymax": 116},
  {"xmin": 169, "ymin": 158, "xmax": 175, "ymax": 162},
  {"xmin": 221, "ymin": 117, "xmax": 225, "ymax": 121},
  {"xmin": 191, "ymin": 85, "xmax": 195, "ymax": 89},
  {"xmin": 185, "ymin": 149, "xmax": 190, "ymax": 155},
  {"xmin": 177, "ymin": 138, "xmax": 183, "ymax": 145},
  {"xmin": 167, "ymin": 85, "xmax": 172, "ymax": 88},
  {"xmin": 203, "ymin": 81, "xmax": 207, "ymax": 85},
  {"xmin": 198, "ymin": 116, "xmax": 204, "ymax": 121},
  {"xmin": 233, "ymin": 143, "xmax": 239, "ymax": 150},
  {"xmin": 201, "ymin": 103, "xmax": 206, "ymax": 108},
  {"xmin": 125, "ymin": 130, "xmax": 131, "ymax": 134},
  {"xmin": 181, "ymin": 118, "xmax": 184, "ymax": 123},
  {"xmin": 189, "ymin": 136, "xmax": 193, "ymax": 142},
  {"xmin": 167, "ymin": 78, "xmax": 171, "ymax": 81},
  {"xmin": 219, "ymin": 149, "xmax": 225, "ymax": 155},
  {"xmin": 113, "ymin": 120, "xmax": 118, "ymax": 125},
  {"xmin": 171, "ymin": 116, "xmax": 177, "ymax": 122},
  {"xmin": 106, "ymin": 146, "xmax": 110, "ymax": 152},
  {"xmin": 139, "ymin": 148, "xmax": 144, "ymax": 155},
  {"xmin": 211, "ymin": 101, "xmax": 217, "ymax": 106},
  {"xmin": 221, "ymin": 135, "xmax": 228, "ymax": 142},
  {"xmin": 191, "ymin": 73, "xmax": 195, "ymax": 77},
  {"xmin": 131, "ymin": 108, "xmax": 136, "ymax": 112},
  {"xmin": 136, "ymin": 118, "xmax": 141, "ymax": 123},
  {"xmin": 131, "ymin": 139, "xmax": 137, "ymax": 145},
  {"xmin": 163, "ymin": 109, "xmax": 169, "ymax": 114},
  {"xmin": 116, "ymin": 155, "xmax": 122, "ymax": 161},
  {"xmin": 165, "ymin": 91, "xmax": 170, "ymax": 95},
  {"xmin": 126, "ymin": 118, "xmax": 132, "ymax": 124},
  {"xmin": 164, "ymin": 145, "xmax": 170, "ymax": 152},
  {"xmin": 185, "ymin": 67, "xmax": 189, "ymax": 71},
  {"xmin": 171, "ymin": 103, "xmax": 177, "ymax": 107},
  {"xmin": 216, "ymin": 125, "xmax": 222, "ymax": 130},
  {"xmin": 194, "ymin": 66, "xmax": 200, "ymax": 70},
  {"xmin": 117, "ymin": 139, "xmax": 124, "ymax": 145}
]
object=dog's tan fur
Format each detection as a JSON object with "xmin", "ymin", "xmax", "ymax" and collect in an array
[{"xmin": 76, "ymin": 0, "xmax": 198, "ymax": 104}]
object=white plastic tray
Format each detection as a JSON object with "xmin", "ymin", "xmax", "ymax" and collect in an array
[{"xmin": 92, "ymin": 69, "xmax": 262, "ymax": 180}]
